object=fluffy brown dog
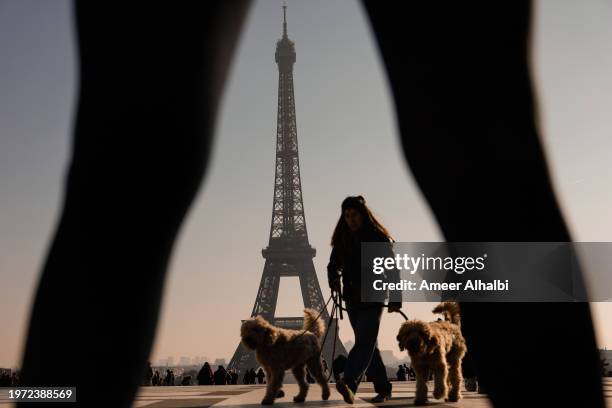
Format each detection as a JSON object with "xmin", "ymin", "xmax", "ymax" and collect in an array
[
  {"xmin": 240, "ymin": 309, "xmax": 330, "ymax": 405},
  {"xmin": 396, "ymin": 302, "xmax": 466, "ymax": 405}
]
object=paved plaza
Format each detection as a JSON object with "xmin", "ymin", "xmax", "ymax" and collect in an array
[
  {"xmin": 136, "ymin": 378, "xmax": 612, "ymax": 407},
  {"xmin": 1, "ymin": 379, "xmax": 611, "ymax": 406},
  {"xmin": 131, "ymin": 382, "xmax": 491, "ymax": 408},
  {"xmin": 130, "ymin": 378, "xmax": 612, "ymax": 408}
]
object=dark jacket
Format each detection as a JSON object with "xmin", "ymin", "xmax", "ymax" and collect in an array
[
  {"xmin": 197, "ymin": 363, "xmax": 213, "ymax": 385},
  {"xmin": 327, "ymin": 227, "xmax": 400, "ymax": 309},
  {"xmin": 213, "ymin": 367, "xmax": 227, "ymax": 385}
]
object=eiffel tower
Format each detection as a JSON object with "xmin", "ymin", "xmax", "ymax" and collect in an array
[{"xmin": 228, "ymin": 5, "xmax": 347, "ymax": 378}]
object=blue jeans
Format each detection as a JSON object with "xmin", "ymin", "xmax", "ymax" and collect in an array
[{"xmin": 343, "ymin": 306, "xmax": 391, "ymax": 394}]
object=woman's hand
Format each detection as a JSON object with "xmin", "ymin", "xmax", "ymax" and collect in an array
[
  {"xmin": 327, "ymin": 261, "xmax": 342, "ymax": 292},
  {"xmin": 387, "ymin": 302, "xmax": 402, "ymax": 313},
  {"xmin": 329, "ymin": 276, "xmax": 341, "ymax": 292}
]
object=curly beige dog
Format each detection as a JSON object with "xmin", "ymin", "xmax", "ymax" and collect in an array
[
  {"xmin": 396, "ymin": 302, "xmax": 466, "ymax": 405},
  {"xmin": 240, "ymin": 309, "xmax": 331, "ymax": 405}
]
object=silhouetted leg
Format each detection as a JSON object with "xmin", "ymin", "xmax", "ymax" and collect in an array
[
  {"xmin": 343, "ymin": 307, "xmax": 383, "ymax": 393},
  {"xmin": 368, "ymin": 347, "xmax": 392, "ymax": 395},
  {"xmin": 19, "ymin": 2, "xmax": 250, "ymax": 407},
  {"xmin": 362, "ymin": 1, "xmax": 603, "ymax": 407}
]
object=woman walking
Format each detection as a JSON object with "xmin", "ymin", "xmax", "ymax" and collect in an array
[{"xmin": 327, "ymin": 196, "xmax": 401, "ymax": 404}]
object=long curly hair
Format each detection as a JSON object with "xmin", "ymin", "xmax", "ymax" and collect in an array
[{"xmin": 330, "ymin": 195, "xmax": 392, "ymax": 249}]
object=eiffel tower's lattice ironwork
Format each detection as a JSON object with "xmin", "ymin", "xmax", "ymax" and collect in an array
[{"xmin": 228, "ymin": 6, "xmax": 347, "ymax": 378}]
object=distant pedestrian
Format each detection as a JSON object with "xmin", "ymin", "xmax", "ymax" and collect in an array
[
  {"xmin": 197, "ymin": 362, "xmax": 214, "ymax": 385},
  {"xmin": 10, "ymin": 371, "xmax": 19, "ymax": 387},
  {"xmin": 163, "ymin": 369, "xmax": 173, "ymax": 386},
  {"xmin": 214, "ymin": 365, "xmax": 228, "ymax": 385},
  {"xmin": 152, "ymin": 370, "xmax": 160, "ymax": 386},
  {"xmin": 0, "ymin": 371, "xmax": 10, "ymax": 387},
  {"xmin": 407, "ymin": 365, "xmax": 415, "ymax": 381},
  {"xmin": 256, "ymin": 368, "xmax": 265, "ymax": 384},
  {"xmin": 143, "ymin": 361, "xmax": 153, "ymax": 386},
  {"xmin": 396, "ymin": 365, "xmax": 407, "ymax": 381}
]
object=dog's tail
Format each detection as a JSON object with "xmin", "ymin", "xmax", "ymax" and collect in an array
[
  {"xmin": 303, "ymin": 308, "xmax": 326, "ymax": 339},
  {"xmin": 432, "ymin": 302, "xmax": 461, "ymax": 325}
]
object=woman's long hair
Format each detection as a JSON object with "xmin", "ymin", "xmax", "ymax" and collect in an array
[{"xmin": 331, "ymin": 195, "xmax": 393, "ymax": 249}]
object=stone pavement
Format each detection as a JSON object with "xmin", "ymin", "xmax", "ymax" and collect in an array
[
  {"xmin": 132, "ymin": 382, "xmax": 491, "ymax": 408},
  {"xmin": 132, "ymin": 377, "xmax": 612, "ymax": 408},
  {"xmin": 1, "ymin": 379, "xmax": 611, "ymax": 406}
]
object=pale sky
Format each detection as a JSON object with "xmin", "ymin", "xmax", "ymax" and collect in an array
[{"xmin": 1, "ymin": 0, "xmax": 612, "ymax": 368}]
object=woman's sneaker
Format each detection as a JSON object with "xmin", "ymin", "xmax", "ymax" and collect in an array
[
  {"xmin": 335, "ymin": 379, "xmax": 355, "ymax": 404},
  {"xmin": 371, "ymin": 392, "xmax": 392, "ymax": 403}
]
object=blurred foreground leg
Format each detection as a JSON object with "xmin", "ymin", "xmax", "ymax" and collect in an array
[
  {"xmin": 19, "ymin": 2, "xmax": 250, "ymax": 407},
  {"xmin": 363, "ymin": 1, "xmax": 604, "ymax": 406}
]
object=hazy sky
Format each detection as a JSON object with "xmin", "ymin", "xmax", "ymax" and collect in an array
[{"xmin": 1, "ymin": 0, "xmax": 612, "ymax": 368}]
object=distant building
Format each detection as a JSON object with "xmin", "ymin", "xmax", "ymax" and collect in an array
[{"xmin": 179, "ymin": 357, "xmax": 190, "ymax": 366}]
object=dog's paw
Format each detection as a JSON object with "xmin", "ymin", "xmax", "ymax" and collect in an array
[
  {"xmin": 261, "ymin": 397, "xmax": 275, "ymax": 405},
  {"xmin": 276, "ymin": 390, "xmax": 285, "ymax": 398},
  {"xmin": 446, "ymin": 392, "xmax": 461, "ymax": 402},
  {"xmin": 414, "ymin": 398, "xmax": 428, "ymax": 406},
  {"xmin": 322, "ymin": 388, "xmax": 330, "ymax": 401},
  {"xmin": 433, "ymin": 388, "xmax": 447, "ymax": 400},
  {"xmin": 293, "ymin": 395, "xmax": 305, "ymax": 403}
]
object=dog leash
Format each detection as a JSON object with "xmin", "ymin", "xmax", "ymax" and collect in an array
[
  {"xmin": 312, "ymin": 291, "xmax": 409, "ymax": 382},
  {"xmin": 316, "ymin": 291, "xmax": 340, "ymax": 355},
  {"xmin": 332, "ymin": 280, "xmax": 408, "ymax": 321},
  {"xmin": 294, "ymin": 293, "xmax": 335, "ymax": 340},
  {"xmin": 333, "ymin": 298, "xmax": 409, "ymax": 321},
  {"xmin": 301, "ymin": 291, "xmax": 408, "ymax": 382}
]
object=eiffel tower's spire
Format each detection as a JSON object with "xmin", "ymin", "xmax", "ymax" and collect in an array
[
  {"xmin": 276, "ymin": 2, "xmax": 295, "ymax": 69},
  {"xmin": 282, "ymin": 3, "xmax": 288, "ymax": 39}
]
